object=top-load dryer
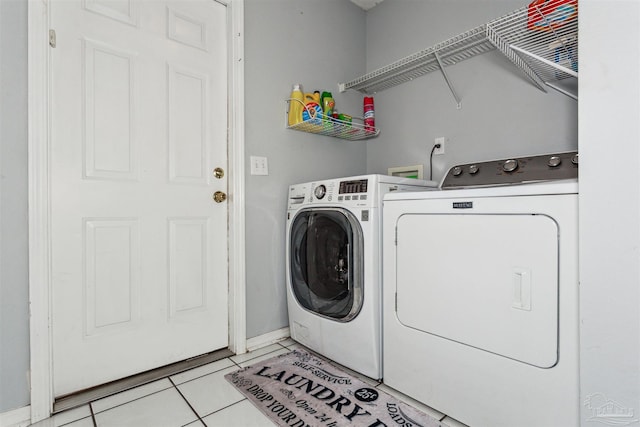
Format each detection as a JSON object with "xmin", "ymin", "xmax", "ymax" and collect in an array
[
  {"xmin": 382, "ymin": 152, "xmax": 579, "ymax": 426},
  {"xmin": 286, "ymin": 174, "xmax": 437, "ymax": 379}
]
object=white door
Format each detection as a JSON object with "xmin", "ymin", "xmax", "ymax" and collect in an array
[{"xmin": 50, "ymin": 0, "xmax": 229, "ymax": 396}]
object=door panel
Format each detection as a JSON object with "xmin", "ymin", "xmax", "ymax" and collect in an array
[
  {"xmin": 396, "ymin": 213, "xmax": 559, "ymax": 368},
  {"xmin": 51, "ymin": 0, "xmax": 228, "ymax": 396},
  {"xmin": 83, "ymin": 39, "xmax": 137, "ymax": 180},
  {"xmin": 168, "ymin": 65, "xmax": 209, "ymax": 184},
  {"xmin": 84, "ymin": 218, "xmax": 140, "ymax": 336}
]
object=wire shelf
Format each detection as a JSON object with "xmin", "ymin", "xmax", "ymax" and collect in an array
[
  {"xmin": 487, "ymin": 0, "xmax": 578, "ymax": 98},
  {"xmin": 340, "ymin": 25, "xmax": 493, "ymax": 94},
  {"xmin": 285, "ymin": 99, "xmax": 380, "ymax": 141},
  {"xmin": 339, "ymin": 1, "xmax": 578, "ymax": 100}
]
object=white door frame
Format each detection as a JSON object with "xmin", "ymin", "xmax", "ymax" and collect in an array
[{"xmin": 27, "ymin": 0, "xmax": 246, "ymax": 422}]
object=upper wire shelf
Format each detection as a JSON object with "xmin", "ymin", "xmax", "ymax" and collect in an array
[
  {"xmin": 339, "ymin": 25, "xmax": 494, "ymax": 94},
  {"xmin": 339, "ymin": 0, "xmax": 578, "ymax": 100}
]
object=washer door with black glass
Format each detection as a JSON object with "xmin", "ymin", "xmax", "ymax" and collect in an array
[{"xmin": 289, "ymin": 208, "xmax": 364, "ymax": 322}]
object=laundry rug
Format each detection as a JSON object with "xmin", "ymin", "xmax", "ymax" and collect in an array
[{"xmin": 225, "ymin": 349, "xmax": 441, "ymax": 427}]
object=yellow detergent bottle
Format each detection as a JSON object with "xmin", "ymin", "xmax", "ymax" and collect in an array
[{"xmin": 288, "ymin": 84, "xmax": 304, "ymax": 126}]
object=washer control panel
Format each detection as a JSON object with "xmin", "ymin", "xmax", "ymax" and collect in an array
[
  {"xmin": 335, "ymin": 179, "xmax": 372, "ymax": 204},
  {"xmin": 287, "ymin": 178, "xmax": 372, "ymax": 209},
  {"xmin": 442, "ymin": 151, "xmax": 578, "ymax": 189}
]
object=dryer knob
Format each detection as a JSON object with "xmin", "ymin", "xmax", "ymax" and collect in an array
[
  {"xmin": 314, "ymin": 184, "xmax": 327, "ymax": 199},
  {"xmin": 548, "ymin": 156, "xmax": 562, "ymax": 167},
  {"xmin": 571, "ymin": 154, "xmax": 579, "ymax": 165},
  {"xmin": 469, "ymin": 164, "xmax": 479, "ymax": 175},
  {"xmin": 452, "ymin": 166, "xmax": 463, "ymax": 177},
  {"xmin": 502, "ymin": 159, "xmax": 519, "ymax": 173}
]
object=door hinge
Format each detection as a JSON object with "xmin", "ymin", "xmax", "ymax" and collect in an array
[{"xmin": 49, "ymin": 29, "xmax": 56, "ymax": 48}]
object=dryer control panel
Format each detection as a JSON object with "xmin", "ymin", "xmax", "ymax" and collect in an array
[{"xmin": 442, "ymin": 151, "xmax": 578, "ymax": 189}]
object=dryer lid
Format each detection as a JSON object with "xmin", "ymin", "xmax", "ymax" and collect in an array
[{"xmin": 395, "ymin": 212, "xmax": 559, "ymax": 368}]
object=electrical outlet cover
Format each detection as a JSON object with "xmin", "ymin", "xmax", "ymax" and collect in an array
[{"xmin": 434, "ymin": 137, "xmax": 446, "ymax": 155}]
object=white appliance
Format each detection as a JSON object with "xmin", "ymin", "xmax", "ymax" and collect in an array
[
  {"xmin": 286, "ymin": 174, "xmax": 437, "ymax": 379},
  {"xmin": 382, "ymin": 152, "xmax": 580, "ymax": 426}
]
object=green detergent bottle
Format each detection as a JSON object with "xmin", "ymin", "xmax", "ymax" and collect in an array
[{"xmin": 321, "ymin": 91, "xmax": 335, "ymax": 120}]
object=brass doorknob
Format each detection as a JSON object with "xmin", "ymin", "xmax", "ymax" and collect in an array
[
  {"xmin": 214, "ymin": 167, "xmax": 224, "ymax": 179},
  {"xmin": 213, "ymin": 191, "xmax": 227, "ymax": 203}
]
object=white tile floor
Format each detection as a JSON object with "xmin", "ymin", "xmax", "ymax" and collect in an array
[{"xmin": 29, "ymin": 339, "xmax": 467, "ymax": 427}]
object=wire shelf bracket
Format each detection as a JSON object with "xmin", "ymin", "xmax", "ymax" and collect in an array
[
  {"xmin": 434, "ymin": 52, "xmax": 462, "ymax": 109},
  {"xmin": 485, "ymin": 1, "xmax": 578, "ymax": 98}
]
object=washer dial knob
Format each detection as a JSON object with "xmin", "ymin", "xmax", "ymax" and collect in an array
[
  {"xmin": 469, "ymin": 164, "xmax": 479, "ymax": 175},
  {"xmin": 502, "ymin": 159, "xmax": 519, "ymax": 173},
  {"xmin": 314, "ymin": 185, "xmax": 326, "ymax": 199},
  {"xmin": 548, "ymin": 156, "xmax": 562, "ymax": 167},
  {"xmin": 572, "ymin": 154, "xmax": 579, "ymax": 165},
  {"xmin": 452, "ymin": 166, "xmax": 463, "ymax": 177}
]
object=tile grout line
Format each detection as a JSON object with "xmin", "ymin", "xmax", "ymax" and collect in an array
[
  {"xmin": 52, "ymin": 349, "xmax": 234, "ymax": 414},
  {"xmin": 90, "ymin": 382, "xmax": 174, "ymax": 416},
  {"xmin": 81, "ymin": 348, "xmax": 290, "ymax": 425},
  {"xmin": 197, "ymin": 398, "xmax": 250, "ymax": 421},
  {"xmin": 89, "ymin": 402, "xmax": 98, "ymax": 427},
  {"xmin": 169, "ymin": 376, "xmax": 206, "ymax": 426},
  {"xmin": 87, "ymin": 359, "xmax": 235, "ymax": 415},
  {"xmin": 373, "ymin": 383, "xmax": 448, "ymax": 422},
  {"xmin": 85, "ymin": 363, "xmax": 237, "ymax": 425},
  {"xmin": 230, "ymin": 347, "xmax": 288, "ymax": 368},
  {"xmin": 171, "ymin": 358, "xmax": 237, "ymax": 385}
]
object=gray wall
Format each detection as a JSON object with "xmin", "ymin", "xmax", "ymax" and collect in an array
[
  {"xmin": 364, "ymin": 0, "xmax": 577, "ymax": 180},
  {"xmin": 242, "ymin": 0, "xmax": 577, "ymax": 340},
  {"xmin": 244, "ymin": 0, "xmax": 367, "ymax": 338},
  {"xmin": 0, "ymin": 0, "xmax": 31, "ymax": 413}
]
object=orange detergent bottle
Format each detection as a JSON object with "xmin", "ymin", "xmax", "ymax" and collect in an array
[{"xmin": 302, "ymin": 91, "xmax": 322, "ymax": 125}]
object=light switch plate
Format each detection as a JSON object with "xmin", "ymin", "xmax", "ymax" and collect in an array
[{"xmin": 250, "ymin": 156, "xmax": 269, "ymax": 176}]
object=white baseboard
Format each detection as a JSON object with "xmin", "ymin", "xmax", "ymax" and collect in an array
[
  {"xmin": 246, "ymin": 327, "xmax": 290, "ymax": 352},
  {"xmin": 0, "ymin": 406, "xmax": 31, "ymax": 427}
]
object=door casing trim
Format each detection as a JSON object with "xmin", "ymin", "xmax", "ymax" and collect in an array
[{"xmin": 27, "ymin": 0, "xmax": 246, "ymax": 422}]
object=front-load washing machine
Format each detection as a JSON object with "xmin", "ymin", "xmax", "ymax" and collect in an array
[
  {"xmin": 382, "ymin": 152, "xmax": 579, "ymax": 426},
  {"xmin": 286, "ymin": 174, "xmax": 437, "ymax": 379}
]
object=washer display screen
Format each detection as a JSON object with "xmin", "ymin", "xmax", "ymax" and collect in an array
[{"xmin": 339, "ymin": 179, "xmax": 368, "ymax": 194}]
